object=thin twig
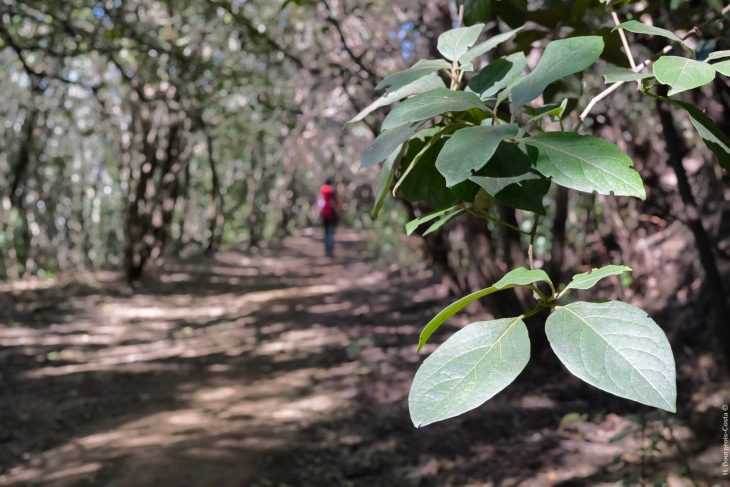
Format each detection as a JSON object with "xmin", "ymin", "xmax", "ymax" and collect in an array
[
  {"xmin": 579, "ymin": 7, "xmax": 718, "ymax": 126},
  {"xmin": 607, "ymin": 0, "xmax": 637, "ymax": 71},
  {"xmin": 579, "ymin": 45, "xmax": 672, "ymax": 124},
  {"xmin": 449, "ymin": 4, "xmax": 465, "ymax": 90}
]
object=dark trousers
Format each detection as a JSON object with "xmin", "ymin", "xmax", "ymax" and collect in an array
[{"xmin": 323, "ymin": 221, "xmax": 337, "ymax": 257}]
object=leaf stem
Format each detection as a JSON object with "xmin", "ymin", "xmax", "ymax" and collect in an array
[
  {"xmin": 530, "ymin": 283, "xmax": 547, "ymax": 302},
  {"xmin": 467, "ymin": 207, "xmax": 532, "ymax": 236},
  {"xmin": 520, "ymin": 304, "xmax": 545, "ymax": 320}
]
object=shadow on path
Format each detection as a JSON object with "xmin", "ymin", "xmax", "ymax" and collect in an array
[{"xmin": 0, "ymin": 229, "xmax": 721, "ymax": 486}]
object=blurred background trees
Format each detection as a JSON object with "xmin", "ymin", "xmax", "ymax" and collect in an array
[{"xmin": 1, "ymin": 0, "xmax": 729, "ymax": 366}]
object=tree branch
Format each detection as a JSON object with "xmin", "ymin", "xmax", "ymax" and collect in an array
[{"xmin": 323, "ymin": 0, "xmax": 376, "ymax": 80}]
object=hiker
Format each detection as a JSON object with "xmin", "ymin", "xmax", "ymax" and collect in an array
[{"xmin": 317, "ymin": 177, "xmax": 341, "ymax": 257}]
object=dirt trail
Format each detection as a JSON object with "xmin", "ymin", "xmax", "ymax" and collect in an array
[{"xmin": 0, "ymin": 229, "xmax": 723, "ymax": 486}]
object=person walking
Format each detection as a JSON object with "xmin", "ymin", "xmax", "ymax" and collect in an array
[{"xmin": 317, "ymin": 177, "xmax": 341, "ymax": 257}]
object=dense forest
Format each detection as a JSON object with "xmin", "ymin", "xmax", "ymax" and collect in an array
[{"xmin": 1, "ymin": 0, "xmax": 729, "ymax": 485}]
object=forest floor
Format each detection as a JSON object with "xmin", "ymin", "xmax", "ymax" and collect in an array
[{"xmin": 0, "ymin": 228, "xmax": 727, "ymax": 487}]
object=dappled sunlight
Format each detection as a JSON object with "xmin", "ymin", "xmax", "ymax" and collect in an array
[
  {"xmin": 1, "ymin": 229, "xmax": 723, "ymax": 486},
  {"xmin": 0, "ymin": 229, "xmax": 431, "ymax": 485},
  {"xmin": 258, "ymin": 326, "xmax": 349, "ymax": 356}
]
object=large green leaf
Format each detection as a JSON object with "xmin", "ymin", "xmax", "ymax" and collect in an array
[
  {"xmin": 522, "ymin": 132, "xmax": 645, "ymax": 199},
  {"xmin": 670, "ymin": 100, "xmax": 730, "ymax": 171},
  {"xmin": 362, "ymin": 123, "xmax": 420, "ymax": 167},
  {"xmin": 418, "ymin": 266, "xmax": 552, "ymax": 350},
  {"xmin": 375, "ymin": 59, "xmax": 451, "ymax": 93},
  {"xmin": 435, "ymin": 124, "xmax": 519, "ymax": 186},
  {"xmin": 437, "ymin": 24, "xmax": 484, "ymax": 61},
  {"xmin": 652, "ymin": 56, "xmax": 716, "ymax": 96},
  {"xmin": 459, "ymin": 27, "xmax": 523, "ymax": 65},
  {"xmin": 615, "ymin": 20, "xmax": 683, "ymax": 44},
  {"xmin": 468, "ymin": 52, "xmax": 527, "ymax": 100},
  {"xmin": 348, "ymin": 75, "xmax": 445, "ymax": 125},
  {"xmin": 409, "ymin": 316, "xmax": 530, "ymax": 427},
  {"xmin": 563, "ymin": 265, "xmax": 632, "ymax": 293},
  {"xmin": 470, "ymin": 171, "xmax": 550, "ymax": 215},
  {"xmin": 510, "ymin": 36, "xmax": 604, "ymax": 110},
  {"xmin": 381, "ymin": 88, "xmax": 487, "ymax": 130},
  {"xmin": 546, "ymin": 301, "xmax": 676, "ymax": 412}
]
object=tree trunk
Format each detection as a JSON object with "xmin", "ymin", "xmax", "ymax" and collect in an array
[
  {"xmin": 656, "ymin": 93, "xmax": 730, "ymax": 373},
  {"xmin": 464, "ymin": 214, "xmax": 523, "ymax": 318},
  {"xmin": 205, "ymin": 129, "xmax": 224, "ymax": 254}
]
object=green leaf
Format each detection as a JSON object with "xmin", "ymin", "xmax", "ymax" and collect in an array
[
  {"xmin": 522, "ymin": 132, "xmax": 646, "ymax": 199},
  {"xmin": 563, "ymin": 264, "xmax": 632, "ymax": 293},
  {"xmin": 362, "ymin": 123, "xmax": 420, "ymax": 167},
  {"xmin": 468, "ymin": 141, "xmax": 553, "ymax": 214},
  {"xmin": 493, "ymin": 266, "xmax": 552, "ymax": 288},
  {"xmin": 462, "ymin": 0, "xmax": 492, "ymax": 26},
  {"xmin": 603, "ymin": 66, "xmax": 653, "ymax": 84},
  {"xmin": 396, "ymin": 134, "xmax": 478, "ymax": 209},
  {"xmin": 381, "ymin": 88, "xmax": 486, "ymax": 131},
  {"xmin": 459, "ymin": 26, "xmax": 523, "ymax": 65},
  {"xmin": 470, "ymin": 171, "xmax": 550, "ymax": 215},
  {"xmin": 375, "ymin": 59, "xmax": 451, "ymax": 93},
  {"xmin": 476, "ymin": 141, "xmax": 533, "ymax": 177},
  {"xmin": 525, "ymin": 99, "xmax": 569, "ymax": 122},
  {"xmin": 468, "ymin": 52, "xmax": 527, "ymax": 100},
  {"xmin": 435, "ymin": 124, "xmax": 519, "ymax": 186},
  {"xmin": 545, "ymin": 301, "xmax": 676, "ymax": 413},
  {"xmin": 670, "ymin": 100, "xmax": 730, "ymax": 172},
  {"xmin": 409, "ymin": 316, "xmax": 530, "ymax": 427},
  {"xmin": 423, "ymin": 208, "xmax": 466, "ymax": 235},
  {"xmin": 713, "ymin": 60, "xmax": 730, "ymax": 77},
  {"xmin": 418, "ymin": 266, "xmax": 552, "ymax": 350},
  {"xmin": 652, "ymin": 56, "xmax": 716, "ymax": 96},
  {"xmin": 706, "ymin": 50, "xmax": 730, "ymax": 62},
  {"xmin": 348, "ymin": 75, "xmax": 445, "ymax": 125},
  {"xmin": 510, "ymin": 36, "xmax": 604, "ymax": 110},
  {"xmin": 406, "ymin": 207, "xmax": 457, "ymax": 235},
  {"xmin": 494, "ymin": 0, "xmax": 527, "ymax": 28},
  {"xmin": 371, "ymin": 147, "xmax": 402, "ymax": 218},
  {"xmin": 393, "ymin": 126, "xmax": 453, "ymax": 196},
  {"xmin": 437, "ymin": 24, "xmax": 484, "ymax": 61},
  {"xmin": 615, "ymin": 20, "xmax": 683, "ymax": 44}
]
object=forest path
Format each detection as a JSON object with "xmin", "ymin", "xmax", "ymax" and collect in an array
[
  {"xmin": 0, "ymin": 229, "xmax": 715, "ymax": 486},
  {"xmin": 0, "ymin": 228, "xmax": 443, "ymax": 486}
]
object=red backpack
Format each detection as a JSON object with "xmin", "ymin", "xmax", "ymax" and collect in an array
[{"xmin": 318, "ymin": 184, "xmax": 337, "ymax": 223}]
